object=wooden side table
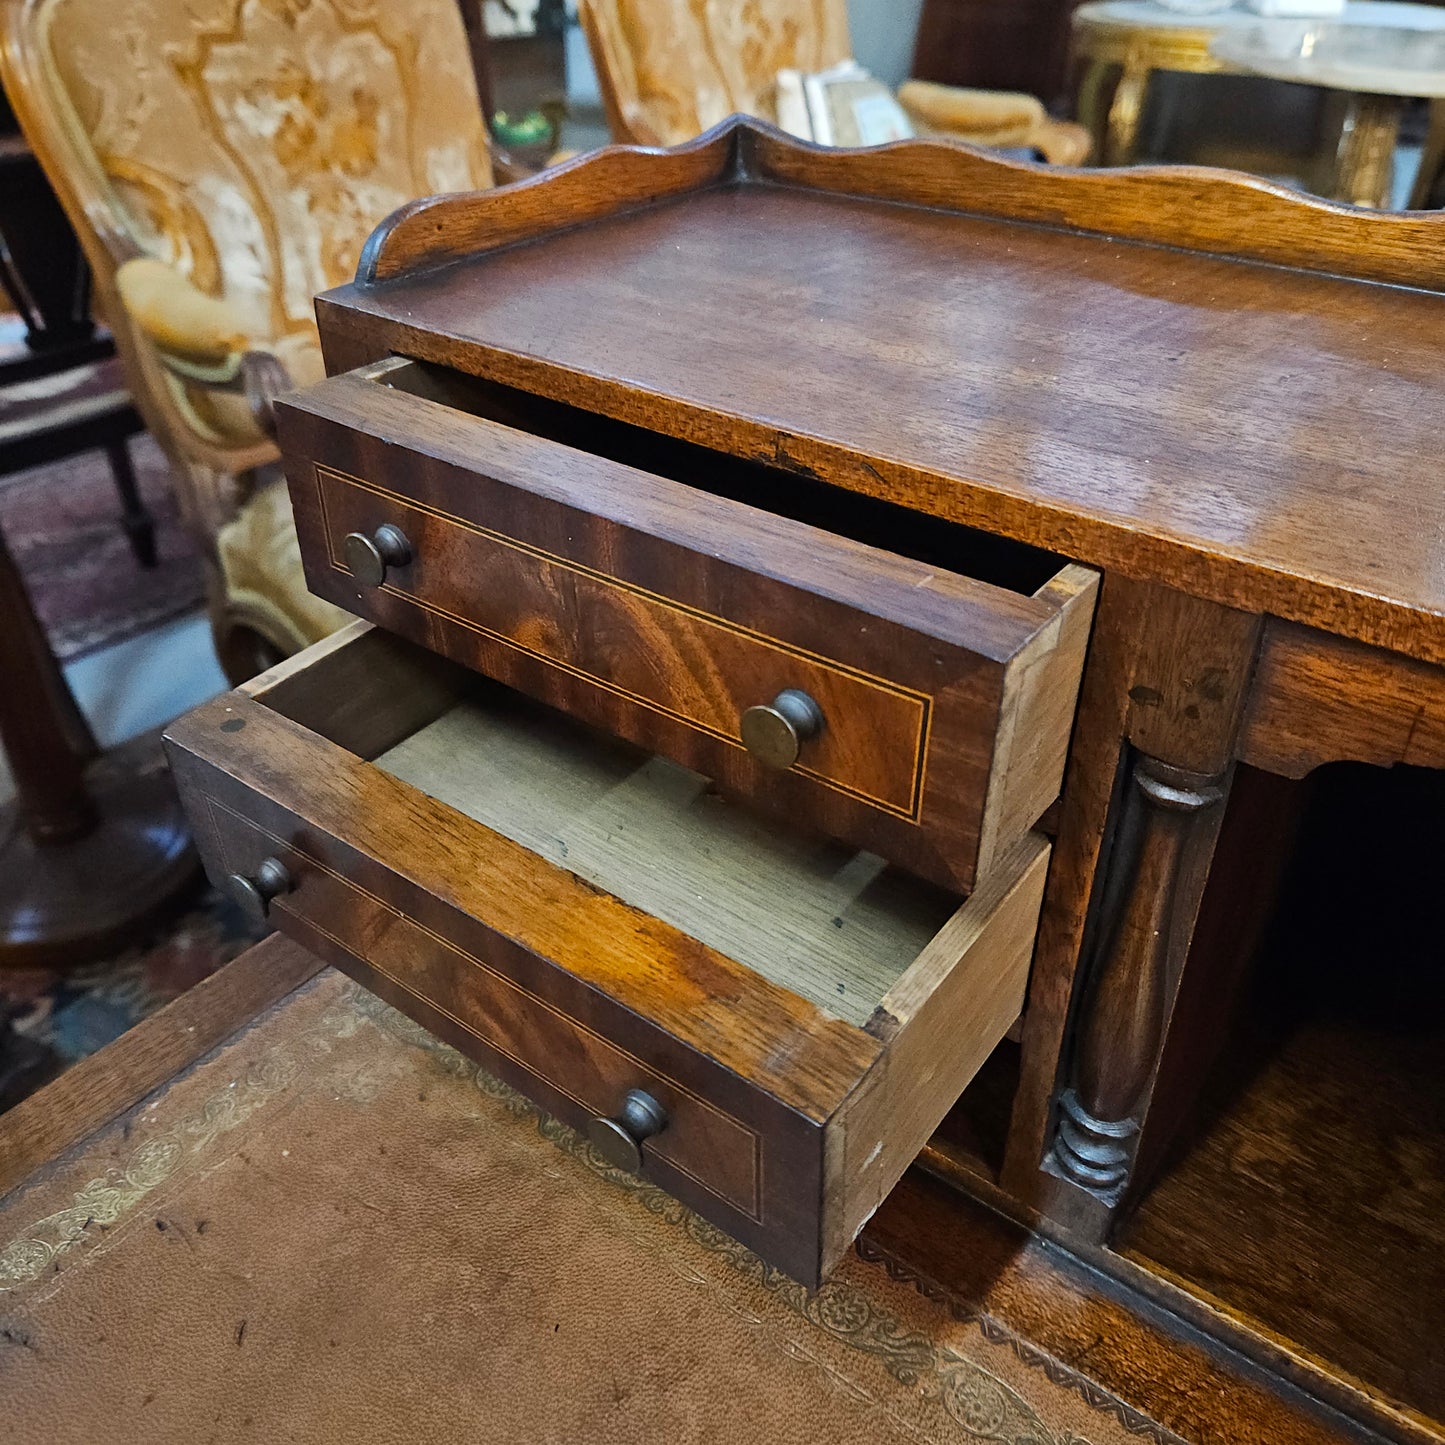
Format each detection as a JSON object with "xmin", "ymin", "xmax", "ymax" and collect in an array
[{"xmin": 0, "ymin": 509, "xmax": 198, "ymax": 969}]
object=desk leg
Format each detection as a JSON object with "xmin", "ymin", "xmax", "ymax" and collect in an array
[
  {"xmin": 1105, "ymin": 62, "xmax": 1150, "ymax": 166},
  {"xmin": 1332, "ymin": 92, "xmax": 1402, "ymax": 208},
  {"xmin": 1075, "ymin": 60, "xmax": 1116, "ymax": 167},
  {"xmin": 1409, "ymin": 98, "xmax": 1445, "ymax": 209},
  {"xmin": 1002, "ymin": 578, "xmax": 1260, "ymax": 1242}
]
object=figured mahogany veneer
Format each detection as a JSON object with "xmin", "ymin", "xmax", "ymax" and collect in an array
[
  {"xmin": 164, "ymin": 624, "xmax": 1049, "ymax": 1286},
  {"xmin": 277, "ymin": 359, "xmax": 1095, "ymax": 894}
]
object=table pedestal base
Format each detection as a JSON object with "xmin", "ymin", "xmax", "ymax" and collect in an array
[{"xmin": 0, "ymin": 753, "xmax": 200, "ymax": 969}]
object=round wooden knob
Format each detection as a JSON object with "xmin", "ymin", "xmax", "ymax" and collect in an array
[
  {"xmin": 343, "ymin": 523, "xmax": 412, "ymax": 587},
  {"xmin": 226, "ymin": 857, "xmax": 292, "ymax": 926},
  {"xmin": 586, "ymin": 1088, "xmax": 668, "ymax": 1174},
  {"xmin": 740, "ymin": 689, "xmax": 824, "ymax": 770}
]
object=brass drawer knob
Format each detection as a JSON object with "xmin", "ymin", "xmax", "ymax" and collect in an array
[
  {"xmin": 586, "ymin": 1088, "xmax": 668, "ymax": 1174},
  {"xmin": 226, "ymin": 856, "xmax": 292, "ymax": 926},
  {"xmin": 740, "ymin": 689, "xmax": 824, "ymax": 770},
  {"xmin": 343, "ymin": 523, "xmax": 412, "ymax": 587}
]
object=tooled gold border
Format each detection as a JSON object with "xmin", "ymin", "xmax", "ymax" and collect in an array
[
  {"xmin": 205, "ymin": 796, "xmax": 765, "ymax": 1224},
  {"xmin": 314, "ymin": 461, "xmax": 933, "ymax": 822}
]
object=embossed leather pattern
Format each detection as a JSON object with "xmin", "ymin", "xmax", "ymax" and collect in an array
[{"xmin": 0, "ymin": 960, "xmax": 1156, "ymax": 1444}]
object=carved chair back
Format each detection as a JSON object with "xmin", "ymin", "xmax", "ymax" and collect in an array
[
  {"xmin": 578, "ymin": 0, "xmax": 852, "ymax": 146},
  {"xmin": 3, "ymin": 0, "xmax": 493, "ymax": 389}
]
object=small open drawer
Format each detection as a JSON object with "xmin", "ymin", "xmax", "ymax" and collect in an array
[
  {"xmin": 165, "ymin": 624, "xmax": 1049, "ymax": 1286},
  {"xmin": 276, "ymin": 359, "xmax": 1095, "ymax": 894}
]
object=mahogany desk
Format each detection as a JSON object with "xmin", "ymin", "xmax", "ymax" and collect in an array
[{"xmin": 183, "ymin": 119, "xmax": 1445, "ymax": 1444}]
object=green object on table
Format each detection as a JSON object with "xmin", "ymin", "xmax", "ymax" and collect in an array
[{"xmin": 492, "ymin": 110, "xmax": 555, "ymax": 147}]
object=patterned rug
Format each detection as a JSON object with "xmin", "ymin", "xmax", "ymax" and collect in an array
[
  {"xmin": 3, "ymin": 887, "xmax": 263, "ymax": 1069},
  {"xmin": 0, "ymin": 428, "xmax": 206, "ymax": 661}
]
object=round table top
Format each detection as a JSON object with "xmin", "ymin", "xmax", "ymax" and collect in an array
[
  {"xmin": 1212, "ymin": 8, "xmax": 1445, "ymax": 94},
  {"xmin": 1075, "ymin": 0, "xmax": 1445, "ymax": 34},
  {"xmin": 1074, "ymin": 1, "xmax": 1445, "ymax": 95}
]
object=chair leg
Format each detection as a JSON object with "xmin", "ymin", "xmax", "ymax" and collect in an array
[{"xmin": 105, "ymin": 439, "xmax": 157, "ymax": 568}]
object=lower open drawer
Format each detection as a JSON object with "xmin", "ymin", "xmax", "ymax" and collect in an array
[{"xmin": 164, "ymin": 623, "xmax": 1048, "ymax": 1286}]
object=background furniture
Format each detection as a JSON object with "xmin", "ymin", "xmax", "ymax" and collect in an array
[
  {"xmin": 0, "ymin": 82, "xmax": 153, "ymax": 565},
  {"xmin": 0, "ymin": 0, "xmax": 499, "ymax": 680},
  {"xmin": 0, "ymin": 522, "xmax": 196, "ymax": 964},
  {"xmin": 1212, "ymin": 9, "xmax": 1445, "ymax": 207},
  {"xmin": 912, "ymin": 0, "xmax": 1077, "ymax": 106},
  {"xmin": 0, "ymin": 370, "xmax": 198, "ymax": 976},
  {"xmin": 211, "ymin": 119, "xmax": 1445, "ymax": 1442},
  {"xmin": 578, "ymin": 0, "xmax": 1090, "ymax": 162},
  {"xmin": 1072, "ymin": 0, "xmax": 1445, "ymax": 205}
]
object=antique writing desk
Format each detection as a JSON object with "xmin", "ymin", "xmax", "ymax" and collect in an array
[{"xmin": 165, "ymin": 118, "xmax": 1445, "ymax": 1444}]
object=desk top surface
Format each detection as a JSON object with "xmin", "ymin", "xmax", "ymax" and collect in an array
[
  {"xmin": 2, "ymin": 950, "xmax": 1119, "ymax": 1444},
  {"xmin": 324, "ymin": 125, "xmax": 1445, "ymax": 663}
]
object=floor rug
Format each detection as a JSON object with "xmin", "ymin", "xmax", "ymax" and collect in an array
[
  {"xmin": 3, "ymin": 885, "xmax": 263, "ymax": 1069},
  {"xmin": 0, "ymin": 430, "xmax": 206, "ymax": 661},
  {"xmin": 0, "ymin": 961, "xmax": 1169, "ymax": 1444}
]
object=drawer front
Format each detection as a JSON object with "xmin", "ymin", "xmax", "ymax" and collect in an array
[
  {"xmin": 310, "ymin": 463, "xmax": 926, "ymax": 819},
  {"xmin": 169, "ymin": 747, "xmax": 827, "ymax": 1283},
  {"xmin": 278, "ymin": 370, "xmax": 1095, "ymax": 893}
]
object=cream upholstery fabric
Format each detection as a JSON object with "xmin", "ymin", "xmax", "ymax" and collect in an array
[
  {"xmin": 43, "ymin": 0, "xmax": 493, "ymax": 364},
  {"xmin": 582, "ymin": 0, "xmax": 850, "ymax": 145},
  {"xmin": 580, "ymin": 0, "xmax": 1091, "ymax": 166},
  {"xmin": 19, "ymin": 0, "xmax": 492, "ymax": 673}
]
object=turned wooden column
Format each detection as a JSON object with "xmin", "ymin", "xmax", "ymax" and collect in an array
[
  {"xmin": 0, "ymin": 519, "xmax": 199, "ymax": 968},
  {"xmin": 1003, "ymin": 577, "xmax": 1262, "ymax": 1239},
  {"xmin": 1052, "ymin": 754, "xmax": 1225, "ymax": 1194}
]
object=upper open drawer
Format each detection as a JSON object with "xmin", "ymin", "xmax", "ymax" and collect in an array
[{"xmin": 276, "ymin": 359, "xmax": 1096, "ymax": 894}]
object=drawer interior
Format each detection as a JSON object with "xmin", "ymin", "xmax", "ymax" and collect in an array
[
  {"xmin": 378, "ymin": 359, "xmax": 1064, "ymax": 598},
  {"xmin": 375, "ymin": 695, "xmax": 957, "ymax": 1029},
  {"xmin": 259, "ymin": 628, "xmax": 963, "ymax": 1029}
]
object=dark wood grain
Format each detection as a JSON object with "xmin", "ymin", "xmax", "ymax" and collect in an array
[
  {"xmin": 212, "ymin": 114, "xmax": 1445, "ymax": 1432},
  {"xmin": 210, "ymin": 801, "xmax": 773, "ymax": 1233},
  {"xmin": 166, "ymin": 692, "xmax": 876, "ymax": 1128},
  {"xmin": 1239, "ymin": 619, "xmax": 1445, "ymax": 778},
  {"xmin": 1042, "ymin": 592, "xmax": 1259, "ymax": 1237},
  {"xmin": 995, "ymin": 580, "xmax": 1263, "ymax": 1238},
  {"xmin": 277, "ymin": 363, "xmax": 1092, "ymax": 893},
  {"xmin": 356, "ymin": 122, "xmax": 737, "ymax": 283},
  {"xmin": 1124, "ymin": 1010, "xmax": 1445, "ymax": 1436},
  {"xmin": 1127, "ymin": 765, "xmax": 1305, "ymax": 1210},
  {"xmin": 868, "ymin": 1169, "xmax": 1377, "ymax": 1445},
  {"xmin": 0, "ymin": 934, "xmax": 322, "ymax": 1197},
  {"xmin": 359, "ymin": 115, "xmax": 1445, "ymax": 291},
  {"xmin": 325, "ymin": 139, "xmax": 1445, "ymax": 664},
  {"xmin": 1121, "ymin": 761, "xmax": 1445, "ymax": 1437},
  {"xmin": 167, "ymin": 687, "xmax": 840, "ymax": 1284}
]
